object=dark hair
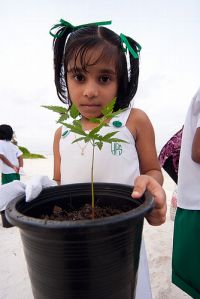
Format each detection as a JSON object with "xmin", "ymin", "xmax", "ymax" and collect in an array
[
  {"xmin": 53, "ymin": 25, "xmax": 140, "ymax": 111},
  {"xmin": 0, "ymin": 124, "xmax": 13, "ymax": 141}
]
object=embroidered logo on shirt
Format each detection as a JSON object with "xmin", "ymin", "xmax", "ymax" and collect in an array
[{"xmin": 111, "ymin": 142, "xmax": 123, "ymax": 156}]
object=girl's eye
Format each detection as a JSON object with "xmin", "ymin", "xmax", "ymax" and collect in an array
[
  {"xmin": 74, "ymin": 74, "xmax": 85, "ymax": 82},
  {"xmin": 99, "ymin": 75, "xmax": 111, "ymax": 83}
]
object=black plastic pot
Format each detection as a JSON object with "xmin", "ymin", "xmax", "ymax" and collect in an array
[{"xmin": 5, "ymin": 183, "xmax": 154, "ymax": 299}]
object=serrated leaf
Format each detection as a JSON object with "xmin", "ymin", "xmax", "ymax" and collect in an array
[
  {"xmin": 89, "ymin": 123, "xmax": 105, "ymax": 136},
  {"xmin": 72, "ymin": 119, "xmax": 82, "ymax": 128},
  {"xmin": 101, "ymin": 97, "xmax": 116, "ymax": 116},
  {"xmin": 110, "ymin": 109, "xmax": 123, "ymax": 117},
  {"xmin": 61, "ymin": 122, "xmax": 86, "ymax": 136},
  {"xmin": 57, "ymin": 114, "xmax": 68, "ymax": 123},
  {"xmin": 89, "ymin": 118, "xmax": 102, "ymax": 124},
  {"xmin": 72, "ymin": 137, "xmax": 87, "ymax": 144},
  {"xmin": 108, "ymin": 138, "xmax": 128, "ymax": 143},
  {"xmin": 85, "ymin": 136, "xmax": 91, "ymax": 143},
  {"xmin": 91, "ymin": 134, "xmax": 102, "ymax": 141},
  {"xmin": 42, "ymin": 105, "xmax": 68, "ymax": 114},
  {"xmin": 104, "ymin": 110, "xmax": 123, "ymax": 119},
  {"xmin": 95, "ymin": 141, "xmax": 103, "ymax": 150},
  {"xmin": 101, "ymin": 131, "xmax": 119, "ymax": 141},
  {"xmin": 70, "ymin": 104, "xmax": 80, "ymax": 119}
]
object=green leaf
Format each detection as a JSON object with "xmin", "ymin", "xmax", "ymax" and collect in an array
[
  {"xmin": 61, "ymin": 122, "xmax": 86, "ymax": 136},
  {"xmin": 57, "ymin": 114, "xmax": 68, "ymax": 123},
  {"xmin": 95, "ymin": 141, "xmax": 103, "ymax": 150},
  {"xmin": 42, "ymin": 105, "xmax": 68, "ymax": 114},
  {"xmin": 91, "ymin": 134, "xmax": 102, "ymax": 141},
  {"xmin": 108, "ymin": 138, "xmax": 128, "ymax": 143},
  {"xmin": 89, "ymin": 118, "xmax": 102, "ymax": 124},
  {"xmin": 104, "ymin": 111, "xmax": 123, "ymax": 119},
  {"xmin": 85, "ymin": 136, "xmax": 91, "ymax": 143},
  {"xmin": 72, "ymin": 137, "xmax": 87, "ymax": 144},
  {"xmin": 70, "ymin": 104, "xmax": 80, "ymax": 119},
  {"xmin": 88, "ymin": 123, "xmax": 105, "ymax": 136},
  {"xmin": 72, "ymin": 119, "xmax": 82, "ymax": 128},
  {"xmin": 101, "ymin": 131, "xmax": 119, "ymax": 141},
  {"xmin": 101, "ymin": 97, "xmax": 116, "ymax": 116}
]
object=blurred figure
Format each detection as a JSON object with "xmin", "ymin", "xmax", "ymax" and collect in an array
[
  {"xmin": 158, "ymin": 127, "xmax": 183, "ymax": 184},
  {"xmin": 172, "ymin": 87, "xmax": 200, "ymax": 298},
  {"xmin": 0, "ymin": 124, "xmax": 23, "ymax": 184}
]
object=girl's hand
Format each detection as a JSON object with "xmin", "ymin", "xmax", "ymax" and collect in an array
[
  {"xmin": 132, "ymin": 175, "xmax": 167, "ymax": 226},
  {"xmin": 13, "ymin": 166, "xmax": 19, "ymax": 173}
]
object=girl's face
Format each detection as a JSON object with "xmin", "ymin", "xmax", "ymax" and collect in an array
[{"xmin": 66, "ymin": 48, "xmax": 118, "ymax": 119}]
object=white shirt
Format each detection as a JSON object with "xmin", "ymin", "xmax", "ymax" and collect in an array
[
  {"xmin": 177, "ymin": 87, "xmax": 200, "ymax": 209},
  {"xmin": 60, "ymin": 108, "xmax": 140, "ymax": 186},
  {"xmin": 59, "ymin": 107, "xmax": 152, "ymax": 299},
  {"xmin": 0, "ymin": 140, "xmax": 22, "ymax": 174}
]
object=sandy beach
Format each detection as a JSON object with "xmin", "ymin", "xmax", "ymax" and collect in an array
[{"xmin": 0, "ymin": 156, "xmax": 191, "ymax": 299}]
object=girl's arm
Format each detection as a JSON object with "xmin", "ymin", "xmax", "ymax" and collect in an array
[
  {"xmin": 191, "ymin": 127, "xmax": 200, "ymax": 163},
  {"xmin": 127, "ymin": 109, "xmax": 166, "ymax": 226},
  {"xmin": 18, "ymin": 155, "xmax": 24, "ymax": 168},
  {"xmin": 0, "ymin": 154, "xmax": 19, "ymax": 172},
  {"xmin": 53, "ymin": 127, "xmax": 62, "ymax": 185},
  {"xmin": 128, "ymin": 108, "xmax": 163, "ymax": 184}
]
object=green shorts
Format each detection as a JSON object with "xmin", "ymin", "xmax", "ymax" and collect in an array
[
  {"xmin": 1, "ymin": 173, "xmax": 20, "ymax": 185},
  {"xmin": 172, "ymin": 208, "xmax": 200, "ymax": 298}
]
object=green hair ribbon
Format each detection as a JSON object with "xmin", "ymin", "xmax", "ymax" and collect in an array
[
  {"xmin": 120, "ymin": 33, "xmax": 142, "ymax": 59},
  {"xmin": 49, "ymin": 19, "xmax": 112, "ymax": 38}
]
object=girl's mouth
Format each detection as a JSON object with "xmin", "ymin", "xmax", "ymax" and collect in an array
[
  {"xmin": 81, "ymin": 104, "xmax": 101, "ymax": 107},
  {"xmin": 80, "ymin": 104, "xmax": 102, "ymax": 117},
  {"xmin": 80, "ymin": 104, "xmax": 101, "ymax": 110}
]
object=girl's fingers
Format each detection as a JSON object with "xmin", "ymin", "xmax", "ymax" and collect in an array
[{"xmin": 132, "ymin": 175, "xmax": 167, "ymax": 226}]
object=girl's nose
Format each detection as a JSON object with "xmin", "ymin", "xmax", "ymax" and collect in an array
[{"xmin": 83, "ymin": 82, "xmax": 98, "ymax": 98}]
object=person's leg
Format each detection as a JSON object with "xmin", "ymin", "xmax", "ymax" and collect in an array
[{"xmin": 172, "ymin": 208, "xmax": 200, "ymax": 298}]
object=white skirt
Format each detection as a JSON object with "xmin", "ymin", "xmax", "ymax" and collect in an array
[{"xmin": 135, "ymin": 239, "xmax": 152, "ymax": 299}]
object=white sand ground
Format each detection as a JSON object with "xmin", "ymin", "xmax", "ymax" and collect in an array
[{"xmin": 0, "ymin": 156, "xmax": 191, "ymax": 299}]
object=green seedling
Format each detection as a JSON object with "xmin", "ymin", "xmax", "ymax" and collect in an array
[{"xmin": 42, "ymin": 98, "xmax": 127, "ymax": 218}]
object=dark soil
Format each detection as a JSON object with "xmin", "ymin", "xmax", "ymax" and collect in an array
[{"xmin": 40, "ymin": 204, "xmax": 130, "ymax": 221}]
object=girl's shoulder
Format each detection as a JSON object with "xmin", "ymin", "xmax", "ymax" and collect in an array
[
  {"xmin": 110, "ymin": 107, "xmax": 148, "ymax": 127},
  {"xmin": 127, "ymin": 108, "xmax": 152, "ymax": 135},
  {"xmin": 128, "ymin": 107, "xmax": 150, "ymax": 121}
]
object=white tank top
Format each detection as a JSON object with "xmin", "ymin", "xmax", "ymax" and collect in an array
[
  {"xmin": 60, "ymin": 108, "xmax": 152, "ymax": 298},
  {"xmin": 60, "ymin": 108, "xmax": 140, "ymax": 186}
]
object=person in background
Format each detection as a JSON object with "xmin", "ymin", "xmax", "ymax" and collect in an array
[
  {"xmin": 158, "ymin": 127, "xmax": 183, "ymax": 221},
  {"xmin": 172, "ymin": 86, "xmax": 200, "ymax": 298},
  {"xmin": 0, "ymin": 124, "xmax": 23, "ymax": 184}
]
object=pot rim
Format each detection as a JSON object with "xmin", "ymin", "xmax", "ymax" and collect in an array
[{"xmin": 5, "ymin": 183, "xmax": 154, "ymax": 231}]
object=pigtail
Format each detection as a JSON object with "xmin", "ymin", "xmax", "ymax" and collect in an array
[
  {"xmin": 125, "ymin": 36, "xmax": 140, "ymax": 102},
  {"xmin": 114, "ymin": 34, "xmax": 140, "ymax": 111},
  {"xmin": 53, "ymin": 27, "xmax": 72, "ymax": 104}
]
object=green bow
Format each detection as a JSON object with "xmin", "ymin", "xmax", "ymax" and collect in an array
[
  {"xmin": 120, "ymin": 33, "xmax": 142, "ymax": 59},
  {"xmin": 49, "ymin": 19, "xmax": 141, "ymax": 59},
  {"xmin": 49, "ymin": 19, "xmax": 112, "ymax": 38}
]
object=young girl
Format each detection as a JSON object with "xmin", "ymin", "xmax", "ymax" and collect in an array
[
  {"xmin": 50, "ymin": 19, "xmax": 166, "ymax": 298},
  {"xmin": 0, "ymin": 124, "xmax": 23, "ymax": 184}
]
